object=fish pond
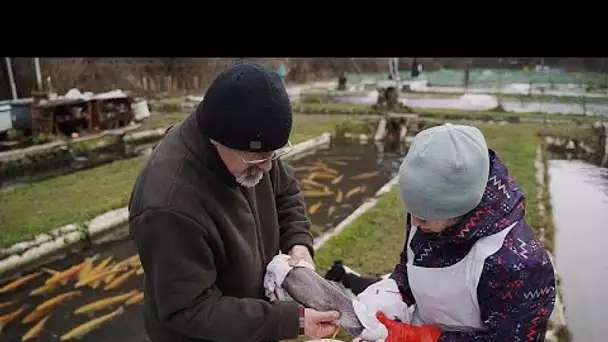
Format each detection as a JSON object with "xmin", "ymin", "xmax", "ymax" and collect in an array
[
  {"xmin": 548, "ymin": 153, "xmax": 608, "ymax": 342},
  {"xmin": 0, "ymin": 139, "xmax": 407, "ymax": 342}
]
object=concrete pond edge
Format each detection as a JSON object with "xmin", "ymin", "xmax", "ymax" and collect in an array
[
  {"xmin": 0, "ymin": 133, "xmax": 333, "ymax": 277},
  {"xmin": 535, "ymin": 144, "xmax": 570, "ymax": 342}
]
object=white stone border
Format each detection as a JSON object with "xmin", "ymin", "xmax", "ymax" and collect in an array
[
  {"xmin": 0, "ymin": 133, "xmax": 333, "ymax": 276},
  {"xmin": 313, "ymin": 176, "xmax": 399, "ymax": 250}
]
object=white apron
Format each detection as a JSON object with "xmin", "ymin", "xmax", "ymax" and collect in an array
[{"xmin": 406, "ymin": 221, "xmax": 517, "ymax": 331}]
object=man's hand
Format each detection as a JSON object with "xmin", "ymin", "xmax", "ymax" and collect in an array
[
  {"xmin": 288, "ymin": 245, "xmax": 313, "ymax": 267},
  {"xmin": 304, "ymin": 308, "xmax": 340, "ymax": 339}
]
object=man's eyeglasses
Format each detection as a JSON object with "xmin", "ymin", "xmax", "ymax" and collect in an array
[{"xmin": 241, "ymin": 141, "xmax": 293, "ymax": 164}]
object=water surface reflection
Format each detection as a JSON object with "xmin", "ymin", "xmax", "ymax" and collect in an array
[{"xmin": 549, "ymin": 159, "xmax": 608, "ymax": 342}]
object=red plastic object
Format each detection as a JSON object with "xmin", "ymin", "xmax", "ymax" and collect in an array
[{"xmin": 376, "ymin": 312, "xmax": 442, "ymax": 342}]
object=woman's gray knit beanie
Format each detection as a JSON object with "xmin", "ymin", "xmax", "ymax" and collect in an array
[{"xmin": 398, "ymin": 123, "xmax": 490, "ymax": 220}]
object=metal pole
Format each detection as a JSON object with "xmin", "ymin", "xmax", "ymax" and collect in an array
[
  {"xmin": 393, "ymin": 58, "xmax": 401, "ymax": 92},
  {"xmin": 601, "ymin": 57, "xmax": 607, "ymax": 87},
  {"xmin": 33, "ymin": 57, "xmax": 42, "ymax": 90},
  {"xmin": 498, "ymin": 58, "xmax": 503, "ymax": 107},
  {"xmin": 4, "ymin": 57, "xmax": 17, "ymax": 99}
]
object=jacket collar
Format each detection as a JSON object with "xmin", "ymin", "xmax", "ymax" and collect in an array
[{"xmin": 179, "ymin": 113, "xmax": 238, "ymax": 188}]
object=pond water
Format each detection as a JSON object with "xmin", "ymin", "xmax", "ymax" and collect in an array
[
  {"xmin": 549, "ymin": 157, "xmax": 608, "ymax": 342},
  {"xmin": 0, "ymin": 139, "xmax": 406, "ymax": 342}
]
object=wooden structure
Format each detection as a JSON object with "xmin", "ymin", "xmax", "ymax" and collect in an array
[{"xmin": 29, "ymin": 92, "xmax": 135, "ymax": 137}]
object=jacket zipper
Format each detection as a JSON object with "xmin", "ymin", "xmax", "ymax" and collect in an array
[{"xmin": 240, "ymin": 188, "xmax": 267, "ymax": 295}]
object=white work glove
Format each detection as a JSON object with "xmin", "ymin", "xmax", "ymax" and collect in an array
[
  {"xmin": 264, "ymin": 254, "xmax": 292, "ymax": 302},
  {"xmin": 352, "ymin": 278, "xmax": 410, "ymax": 341},
  {"xmin": 263, "ymin": 254, "xmax": 315, "ymax": 302}
]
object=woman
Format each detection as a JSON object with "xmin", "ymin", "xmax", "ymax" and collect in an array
[{"xmin": 358, "ymin": 123, "xmax": 556, "ymax": 342}]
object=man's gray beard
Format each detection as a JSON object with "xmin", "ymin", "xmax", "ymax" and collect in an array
[{"xmin": 235, "ymin": 167, "xmax": 265, "ymax": 188}]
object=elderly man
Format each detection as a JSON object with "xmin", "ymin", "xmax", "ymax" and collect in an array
[
  {"xmin": 357, "ymin": 123, "xmax": 556, "ymax": 342},
  {"xmin": 128, "ymin": 61, "xmax": 339, "ymax": 342}
]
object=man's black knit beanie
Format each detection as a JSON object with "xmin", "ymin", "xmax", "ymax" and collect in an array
[{"xmin": 196, "ymin": 60, "xmax": 293, "ymax": 153}]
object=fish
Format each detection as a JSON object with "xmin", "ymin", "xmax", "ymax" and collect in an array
[
  {"xmin": 293, "ymin": 166, "xmax": 316, "ymax": 172},
  {"xmin": 104, "ymin": 255, "xmax": 140, "ymax": 284},
  {"xmin": 327, "ymin": 160, "xmax": 348, "ymax": 166},
  {"xmin": 0, "ymin": 305, "xmax": 28, "ymax": 329},
  {"xmin": 0, "ymin": 272, "xmax": 43, "ymax": 293},
  {"xmin": 308, "ymin": 201, "xmax": 323, "ymax": 215},
  {"xmin": 321, "ymin": 156, "xmax": 360, "ymax": 161},
  {"xmin": 112, "ymin": 254, "xmax": 140, "ymax": 270},
  {"xmin": 125, "ymin": 291, "xmax": 145, "ymax": 306},
  {"xmin": 42, "ymin": 268, "xmax": 59, "ymax": 275},
  {"xmin": 345, "ymin": 185, "xmax": 366, "ymax": 199},
  {"xmin": 88, "ymin": 256, "xmax": 115, "ymax": 289},
  {"xmin": 282, "ymin": 267, "xmax": 363, "ymax": 338},
  {"xmin": 45, "ymin": 263, "xmax": 85, "ymax": 286},
  {"xmin": 335, "ymin": 190, "xmax": 344, "ymax": 203},
  {"xmin": 313, "ymin": 164, "xmax": 339, "ymax": 175},
  {"xmin": 22, "ymin": 309, "xmax": 47, "ymax": 325},
  {"xmin": 103, "ymin": 265, "xmax": 121, "ymax": 284},
  {"xmin": 59, "ymin": 306, "xmax": 125, "ymax": 340},
  {"xmin": 23, "ymin": 291, "xmax": 81, "ymax": 324},
  {"xmin": 74, "ymin": 291, "xmax": 137, "ymax": 315},
  {"xmin": 302, "ymin": 190, "xmax": 335, "ymax": 198},
  {"xmin": 21, "ymin": 314, "xmax": 51, "ymax": 341},
  {"xmin": 37, "ymin": 269, "xmax": 67, "ymax": 290},
  {"xmin": 328, "ymin": 205, "xmax": 337, "ymax": 217},
  {"xmin": 30, "ymin": 282, "xmax": 61, "ymax": 296},
  {"xmin": 77, "ymin": 254, "xmax": 101, "ymax": 282},
  {"xmin": 79, "ymin": 255, "xmax": 137, "ymax": 287},
  {"xmin": 331, "ymin": 175, "xmax": 344, "ymax": 185},
  {"xmin": 307, "ymin": 172, "xmax": 336, "ymax": 181},
  {"xmin": 350, "ymin": 171, "xmax": 380, "ymax": 180},
  {"xmin": 104, "ymin": 269, "xmax": 136, "ymax": 291},
  {"xmin": 0, "ymin": 301, "xmax": 17, "ymax": 310},
  {"xmin": 300, "ymin": 179, "xmax": 330, "ymax": 192},
  {"xmin": 103, "ymin": 253, "xmax": 141, "ymax": 284},
  {"xmin": 312, "ymin": 161, "xmax": 330, "ymax": 169},
  {"xmin": 75, "ymin": 268, "xmax": 125, "ymax": 289}
]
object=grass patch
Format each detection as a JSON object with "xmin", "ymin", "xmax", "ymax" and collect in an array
[
  {"xmin": 0, "ymin": 114, "xmax": 357, "ymax": 248},
  {"xmin": 293, "ymin": 101, "xmax": 382, "ymax": 115},
  {"xmin": 290, "ymin": 114, "xmax": 354, "ymax": 143}
]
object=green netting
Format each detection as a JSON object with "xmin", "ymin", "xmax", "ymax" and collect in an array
[{"xmin": 345, "ymin": 69, "xmax": 608, "ymax": 87}]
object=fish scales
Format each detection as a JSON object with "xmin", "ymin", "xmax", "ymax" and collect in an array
[{"xmin": 282, "ymin": 267, "xmax": 363, "ymax": 338}]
